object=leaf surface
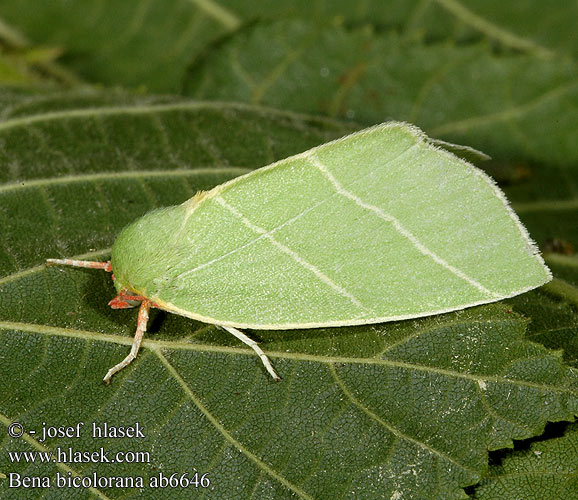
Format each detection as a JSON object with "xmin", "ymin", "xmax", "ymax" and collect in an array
[
  {"xmin": 1, "ymin": 1, "xmax": 575, "ymax": 91},
  {"xmin": 183, "ymin": 20, "xmax": 578, "ymax": 169},
  {"xmin": 508, "ymin": 254, "xmax": 578, "ymax": 370},
  {"xmin": 471, "ymin": 422, "xmax": 578, "ymax": 500},
  {"xmin": 0, "ymin": 97, "xmax": 577, "ymax": 499}
]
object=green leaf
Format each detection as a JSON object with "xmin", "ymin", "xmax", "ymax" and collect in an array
[
  {"xmin": 422, "ymin": 0, "xmax": 578, "ymax": 60},
  {"xmin": 0, "ymin": 31, "xmax": 73, "ymax": 87},
  {"xmin": 0, "ymin": 0, "xmax": 239, "ymax": 91},
  {"xmin": 0, "ymin": 96, "xmax": 577, "ymax": 499},
  {"xmin": 183, "ymin": 20, "xmax": 578, "ymax": 169},
  {"xmin": 0, "ymin": 49, "xmax": 48, "ymax": 86},
  {"xmin": 0, "ymin": 0, "xmax": 444, "ymax": 91},
  {"xmin": 0, "ymin": 18, "xmax": 81, "ymax": 87},
  {"xmin": 508, "ymin": 254, "xmax": 578, "ymax": 369},
  {"xmin": 1, "ymin": 1, "xmax": 575, "ymax": 91},
  {"xmin": 470, "ymin": 421, "xmax": 578, "ymax": 500}
]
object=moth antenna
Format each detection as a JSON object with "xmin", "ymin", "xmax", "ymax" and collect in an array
[
  {"xmin": 220, "ymin": 325, "xmax": 281, "ymax": 381},
  {"xmin": 46, "ymin": 259, "xmax": 112, "ymax": 272}
]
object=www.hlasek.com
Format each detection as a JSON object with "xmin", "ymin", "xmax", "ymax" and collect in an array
[
  {"xmin": 4, "ymin": 421, "xmax": 211, "ymax": 490},
  {"xmin": 9, "ymin": 446, "xmax": 150, "ymax": 465}
]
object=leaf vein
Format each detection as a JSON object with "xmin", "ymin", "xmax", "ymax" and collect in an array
[
  {"xmin": 475, "ymin": 382, "xmax": 533, "ymax": 433},
  {"xmin": 433, "ymin": 0, "xmax": 554, "ymax": 57},
  {"xmin": 0, "ymin": 167, "xmax": 252, "ymax": 195},
  {"xmin": 329, "ymin": 364, "xmax": 478, "ymax": 475},
  {"xmin": 430, "ymin": 80, "xmax": 578, "ymax": 136},
  {"xmin": 0, "ymin": 101, "xmax": 348, "ymax": 133},
  {"xmin": 3, "ymin": 321, "xmax": 576, "ymax": 395},
  {"xmin": 185, "ymin": 0, "xmax": 240, "ymax": 30},
  {"xmin": 152, "ymin": 348, "xmax": 316, "ymax": 500}
]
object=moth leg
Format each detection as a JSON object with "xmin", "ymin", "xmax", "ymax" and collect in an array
[
  {"xmin": 103, "ymin": 299, "xmax": 151, "ymax": 384},
  {"xmin": 108, "ymin": 293, "xmax": 145, "ymax": 309},
  {"xmin": 220, "ymin": 325, "xmax": 281, "ymax": 381},
  {"xmin": 46, "ymin": 259, "xmax": 112, "ymax": 272}
]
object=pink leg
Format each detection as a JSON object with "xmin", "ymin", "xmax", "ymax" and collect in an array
[
  {"xmin": 109, "ymin": 293, "xmax": 160, "ymax": 309},
  {"xmin": 103, "ymin": 299, "xmax": 151, "ymax": 384},
  {"xmin": 46, "ymin": 259, "xmax": 112, "ymax": 272}
]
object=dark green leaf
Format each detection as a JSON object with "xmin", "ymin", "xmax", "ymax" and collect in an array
[
  {"xmin": 183, "ymin": 20, "xmax": 578, "ymax": 169},
  {"xmin": 3, "ymin": 1, "xmax": 576, "ymax": 92},
  {"xmin": 508, "ymin": 254, "xmax": 578, "ymax": 369},
  {"xmin": 0, "ymin": 97, "xmax": 577, "ymax": 499},
  {"xmin": 471, "ymin": 421, "xmax": 578, "ymax": 500}
]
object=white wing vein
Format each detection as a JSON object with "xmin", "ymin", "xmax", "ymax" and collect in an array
[
  {"xmin": 176, "ymin": 192, "xmax": 339, "ymax": 278},
  {"xmin": 305, "ymin": 152, "xmax": 499, "ymax": 298},
  {"xmin": 215, "ymin": 196, "xmax": 369, "ymax": 312}
]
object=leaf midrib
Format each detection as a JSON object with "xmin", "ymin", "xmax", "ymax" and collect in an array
[
  {"xmin": 0, "ymin": 100, "xmax": 350, "ymax": 132},
  {"xmin": 1, "ymin": 320, "xmax": 575, "ymax": 395},
  {"xmin": 433, "ymin": 0, "xmax": 555, "ymax": 58},
  {"xmin": 0, "ymin": 167, "xmax": 253, "ymax": 194},
  {"xmin": 153, "ymin": 348, "xmax": 316, "ymax": 500}
]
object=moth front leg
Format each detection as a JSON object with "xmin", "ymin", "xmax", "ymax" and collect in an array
[
  {"xmin": 108, "ymin": 291, "xmax": 145, "ymax": 309},
  {"xmin": 104, "ymin": 299, "xmax": 151, "ymax": 384}
]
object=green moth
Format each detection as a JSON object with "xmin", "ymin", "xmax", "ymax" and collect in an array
[{"xmin": 47, "ymin": 122, "xmax": 551, "ymax": 383}]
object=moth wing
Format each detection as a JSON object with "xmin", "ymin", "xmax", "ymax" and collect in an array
[{"xmin": 151, "ymin": 123, "xmax": 550, "ymax": 329}]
